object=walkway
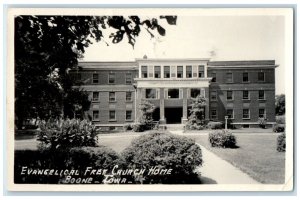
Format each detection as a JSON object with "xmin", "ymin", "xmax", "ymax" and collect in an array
[{"xmin": 169, "ymin": 129, "xmax": 260, "ymax": 184}]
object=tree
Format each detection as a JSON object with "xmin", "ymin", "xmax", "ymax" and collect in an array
[
  {"xmin": 275, "ymin": 94, "xmax": 285, "ymax": 115},
  {"xmin": 185, "ymin": 95, "xmax": 207, "ymax": 130},
  {"xmin": 138, "ymin": 100, "xmax": 156, "ymax": 130},
  {"xmin": 15, "ymin": 15, "xmax": 177, "ymax": 128}
]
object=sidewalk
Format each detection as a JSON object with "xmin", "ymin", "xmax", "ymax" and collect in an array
[{"xmin": 170, "ymin": 130, "xmax": 260, "ymax": 184}]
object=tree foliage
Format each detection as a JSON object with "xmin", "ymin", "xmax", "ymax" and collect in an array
[
  {"xmin": 138, "ymin": 100, "xmax": 156, "ymax": 130},
  {"xmin": 185, "ymin": 95, "xmax": 207, "ymax": 130},
  {"xmin": 15, "ymin": 15, "xmax": 177, "ymax": 127},
  {"xmin": 275, "ymin": 94, "xmax": 285, "ymax": 115}
]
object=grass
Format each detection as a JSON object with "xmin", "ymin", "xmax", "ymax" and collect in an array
[{"xmin": 190, "ymin": 133, "xmax": 285, "ymax": 184}]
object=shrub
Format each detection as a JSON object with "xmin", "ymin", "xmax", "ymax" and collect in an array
[
  {"xmin": 138, "ymin": 100, "xmax": 155, "ymax": 131},
  {"xmin": 37, "ymin": 118, "xmax": 98, "ymax": 150},
  {"xmin": 209, "ymin": 130, "xmax": 237, "ymax": 148},
  {"xmin": 207, "ymin": 121, "xmax": 223, "ymax": 130},
  {"xmin": 276, "ymin": 115, "xmax": 286, "ymax": 124},
  {"xmin": 14, "ymin": 146, "xmax": 120, "ymax": 184},
  {"xmin": 123, "ymin": 123, "xmax": 133, "ymax": 131},
  {"xmin": 185, "ymin": 123, "xmax": 206, "ymax": 130},
  {"xmin": 273, "ymin": 124, "xmax": 285, "ymax": 133},
  {"xmin": 185, "ymin": 95, "xmax": 207, "ymax": 130},
  {"xmin": 132, "ymin": 123, "xmax": 144, "ymax": 132},
  {"xmin": 258, "ymin": 118, "xmax": 266, "ymax": 129},
  {"xmin": 277, "ymin": 133, "xmax": 286, "ymax": 152},
  {"xmin": 121, "ymin": 132, "xmax": 203, "ymax": 184}
]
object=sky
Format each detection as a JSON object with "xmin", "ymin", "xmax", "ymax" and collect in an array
[{"xmin": 82, "ymin": 15, "xmax": 286, "ymax": 94}]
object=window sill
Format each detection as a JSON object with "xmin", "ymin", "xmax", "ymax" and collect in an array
[
  {"xmin": 242, "ymin": 99, "xmax": 250, "ymax": 101},
  {"xmin": 108, "ymin": 83, "xmax": 116, "ymax": 85},
  {"xmin": 92, "ymin": 120, "xmax": 100, "ymax": 122},
  {"xmin": 92, "ymin": 100, "xmax": 100, "ymax": 103},
  {"xmin": 227, "ymin": 99, "xmax": 234, "ymax": 101},
  {"xmin": 108, "ymin": 119, "xmax": 117, "ymax": 122},
  {"xmin": 125, "ymin": 119, "xmax": 134, "ymax": 122},
  {"xmin": 258, "ymin": 99, "xmax": 266, "ymax": 101},
  {"xmin": 109, "ymin": 101, "xmax": 117, "ymax": 103},
  {"xmin": 242, "ymin": 81, "xmax": 250, "ymax": 83},
  {"xmin": 242, "ymin": 118, "xmax": 251, "ymax": 120},
  {"xmin": 126, "ymin": 100, "xmax": 133, "ymax": 103}
]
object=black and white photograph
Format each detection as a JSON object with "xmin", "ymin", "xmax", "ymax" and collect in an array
[{"xmin": 6, "ymin": 7, "xmax": 294, "ymax": 191}]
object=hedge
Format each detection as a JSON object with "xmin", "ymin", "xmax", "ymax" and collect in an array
[{"xmin": 209, "ymin": 129, "xmax": 237, "ymax": 148}]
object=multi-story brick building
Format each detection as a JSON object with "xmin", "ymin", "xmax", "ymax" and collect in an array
[{"xmin": 71, "ymin": 58, "xmax": 277, "ymax": 129}]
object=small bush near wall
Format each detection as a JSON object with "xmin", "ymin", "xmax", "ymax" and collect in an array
[
  {"xmin": 123, "ymin": 123, "xmax": 133, "ymax": 131},
  {"xmin": 37, "ymin": 119, "xmax": 98, "ymax": 150},
  {"xmin": 258, "ymin": 118, "xmax": 267, "ymax": 129},
  {"xmin": 209, "ymin": 130, "xmax": 237, "ymax": 148},
  {"xmin": 276, "ymin": 115, "xmax": 286, "ymax": 124},
  {"xmin": 121, "ymin": 132, "xmax": 203, "ymax": 184},
  {"xmin": 207, "ymin": 121, "xmax": 223, "ymax": 130},
  {"xmin": 277, "ymin": 133, "xmax": 286, "ymax": 152},
  {"xmin": 132, "ymin": 123, "xmax": 144, "ymax": 132},
  {"xmin": 273, "ymin": 124, "xmax": 285, "ymax": 133},
  {"xmin": 14, "ymin": 146, "xmax": 120, "ymax": 184}
]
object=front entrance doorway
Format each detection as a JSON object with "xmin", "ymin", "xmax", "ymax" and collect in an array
[{"xmin": 165, "ymin": 107, "xmax": 183, "ymax": 124}]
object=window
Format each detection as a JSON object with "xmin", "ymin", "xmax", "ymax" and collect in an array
[
  {"xmin": 259, "ymin": 109, "xmax": 266, "ymax": 118},
  {"xmin": 211, "ymin": 110, "xmax": 217, "ymax": 119},
  {"xmin": 168, "ymin": 89, "xmax": 179, "ymax": 99},
  {"xmin": 227, "ymin": 109, "xmax": 234, "ymax": 119},
  {"xmin": 146, "ymin": 89, "xmax": 157, "ymax": 99},
  {"xmin": 177, "ymin": 66, "xmax": 183, "ymax": 78},
  {"xmin": 186, "ymin": 66, "xmax": 192, "ymax": 78},
  {"xmin": 126, "ymin": 110, "xmax": 132, "ymax": 120},
  {"xmin": 108, "ymin": 73, "xmax": 115, "ymax": 84},
  {"xmin": 198, "ymin": 65, "xmax": 204, "ymax": 78},
  {"xmin": 191, "ymin": 89, "xmax": 201, "ymax": 98},
  {"xmin": 226, "ymin": 73, "xmax": 233, "ymax": 83},
  {"xmin": 227, "ymin": 91, "xmax": 233, "ymax": 100},
  {"xmin": 141, "ymin": 66, "xmax": 148, "ymax": 78},
  {"xmin": 93, "ymin": 110, "xmax": 99, "ymax": 121},
  {"xmin": 126, "ymin": 92, "xmax": 132, "ymax": 101},
  {"xmin": 154, "ymin": 66, "xmax": 161, "ymax": 78},
  {"xmin": 243, "ymin": 109, "xmax": 250, "ymax": 119},
  {"xmin": 258, "ymin": 72, "xmax": 265, "ymax": 82},
  {"xmin": 211, "ymin": 91, "xmax": 217, "ymax": 101},
  {"xmin": 243, "ymin": 72, "xmax": 249, "ymax": 82},
  {"xmin": 125, "ymin": 73, "xmax": 132, "ymax": 84},
  {"xmin": 92, "ymin": 92, "xmax": 99, "ymax": 101},
  {"xmin": 164, "ymin": 66, "xmax": 170, "ymax": 78},
  {"xmin": 243, "ymin": 91, "xmax": 249, "ymax": 100},
  {"xmin": 109, "ymin": 110, "xmax": 116, "ymax": 120},
  {"xmin": 109, "ymin": 92, "xmax": 116, "ymax": 102},
  {"xmin": 211, "ymin": 73, "xmax": 216, "ymax": 82},
  {"xmin": 259, "ymin": 90, "xmax": 265, "ymax": 100},
  {"xmin": 93, "ymin": 73, "xmax": 99, "ymax": 84}
]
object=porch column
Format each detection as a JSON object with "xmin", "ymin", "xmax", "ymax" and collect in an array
[
  {"xmin": 159, "ymin": 88, "xmax": 166, "ymax": 124},
  {"xmin": 182, "ymin": 88, "xmax": 188, "ymax": 124},
  {"xmin": 135, "ymin": 88, "xmax": 143, "ymax": 122}
]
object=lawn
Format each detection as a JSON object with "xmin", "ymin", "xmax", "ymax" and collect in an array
[{"xmin": 190, "ymin": 133, "xmax": 285, "ymax": 184}]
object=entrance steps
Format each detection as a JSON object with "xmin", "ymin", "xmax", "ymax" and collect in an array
[{"xmin": 164, "ymin": 124, "xmax": 185, "ymax": 131}]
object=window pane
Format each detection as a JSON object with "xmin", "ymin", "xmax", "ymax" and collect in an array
[
  {"xmin": 243, "ymin": 109, "xmax": 250, "ymax": 118},
  {"xmin": 154, "ymin": 66, "xmax": 161, "ymax": 78},
  {"xmin": 93, "ymin": 92, "xmax": 99, "ymax": 101},
  {"xmin": 146, "ymin": 89, "xmax": 157, "ymax": 99},
  {"xmin": 191, "ymin": 89, "xmax": 201, "ymax": 98},
  {"xmin": 259, "ymin": 109, "xmax": 265, "ymax": 118},
  {"xmin": 243, "ymin": 91, "xmax": 249, "ymax": 99},
  {"xmin": 93, "ymin": 73, "xmax": 98, "ymax": 83},
  {"xmin": 168, "ymin": 89, "xmax": 179, "ymax": 98},
  {"xmin": 125, "ymin": 73, "xmax": 132, "ymax": 84},
  {"xmin": 177, "ymin": 66, "xmax": 183, "ymax": 78},
  {"xmin": 211, "ymin": 73, "xmax": 216, "ymax": 82},
  {"xmin": 211, "ymin": 91, "xmax": 217, "ymax": 101},
  {"xmin": 259, "ymin": 90, "xmax": 265, "ymax": 99},
  {"xmin": 109, "ymin": 92, "xmax": 115, "ymax": 101},
  {"xmin": 109, "ymin": 73, "xmax": 115, "ymax": 84},
  {"xmin": 109, "ymin": 110, "xmax": 116, "ymax": 120},
  {"xmin": 164, "ymin": 66, "xmax": 170, "ymax": 78},
  {"xmin": 226, "ymin": 73, "xmax": 233, "ymax": 82},
  {"xmin": 258, "ymin": 72, "xmax": 265, "ymax": 81},
  {"xmin": 142, "ymin": 66, "xmax": 147, "ymax": 78},
  {"xmin": 227, "ymin": 109, "xmax": 233, "ymax": 119},
  {"xmin": 126, "ymin": 110, "xmax": 132, "ymax": 120},
  {"xmin": 93, "ymin": 111, "xmax": 99, "ymax": 120},
  {"xmin": 243, "ymin": 72, "xmax": 249, "ymax": 82},
  {"xmin": 186, "ymin": 66, "xmax": 192, "ymax": 78},
  {"xmin": 198, "ymin": 65, "xmax": 204, "ymax": 77},
  {"xmin": 227, "ymin": 91, "xmax": 233, "ymax": 100},
  {"xmin": 126, "ymin": 92, "xmax": 132, "ymax": 101},
  {"xmin": 211, "ymin": 110, "xmax": 217, "ymax": 119}
]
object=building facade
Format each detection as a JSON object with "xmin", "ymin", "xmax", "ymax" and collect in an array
[{"xmin": 71, "ymin": 58, "xmax": 277, "ymax": 129}]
